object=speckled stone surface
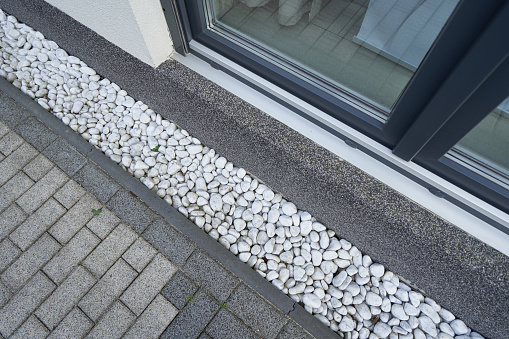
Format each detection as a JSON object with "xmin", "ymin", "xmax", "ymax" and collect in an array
[{"xmin": 1, "ymin": 0, "xmax": 508, "ymax": 337}]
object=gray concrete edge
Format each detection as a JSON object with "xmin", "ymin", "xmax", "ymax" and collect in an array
[{"xmin": 0, "ymin": 77, "xmax": 339, "ymax": 338}]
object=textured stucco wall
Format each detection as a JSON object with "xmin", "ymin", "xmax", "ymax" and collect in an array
[{"xmin": 44, "ymin": 0, "xmax": 173, "ymax": 67}]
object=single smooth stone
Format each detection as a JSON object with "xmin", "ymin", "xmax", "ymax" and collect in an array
[
  {"xmin": 450, "ymin": 319, "xmax": 469, "ymax": 335},
  {"xmin": 419, "ymin": 303, "xmax": 440, "ymax": 324},
  {"xmin": 370, "ymin": 263, "xmax": 385, "ymax": 278},
  {"xmin": 279, "ymin": 215, "xmax": 292, "ymax": 226},
  {"xmin": 267, "ymin": 209, "xmax": 280, "ymax": 223},
  {"xmin": 281, "ymin": 202, "xmax": 297, "ymax": 215},
  {"xmin": 300, "ymin": 220, "xmax": 312, "ymax": 236},
  {"xmin": 345, "ymin": 282, "xmax": 360, "ymax": 297},
  {"xmin": 332, "ymin": 270, "xmax": 348, "ymax": 287},
  {"xmin": 419, "ymin": 315, "xmax": 438, "ymax": 337},
  {"xmin": 251, "ymin": 200, "xmax": 263, "ymax": 214},
  {"xmin": 140, "ymin": 112, "xmax": 151, "ymax": 123},
  {"xmin": 392, "ymin": 304, "xmax": 409, "ymax": 321},
  {"xmin": 413, "ymin": 328, "xmax": 427, "ymax": 339},
  {"xmin": 279, "ymin": 268, "xmax": 290, "ymax": 283},
  {"xmin": 342, "ymin": 291, "xmax": 353, "ymax": 305},
  {"xmin": 338, "ymin": 316, "xmax": 355, "ymax": 332},
  {"xmin": 71, "ymin": 101, "xmax": 84, "ymax": 113},
  {"xmin": 383, "ymin": 280, "xmax": 397, "ymax": 295},
  {"xmin": 323, "ymin": 251, "xmax": 338, "ymax": 261},
  {"xmin": 264, "ymin": 238, "xmax": 275, "ymax": 253},
  {"xmin": 409, "ymin": 291, "xmax": 423, "ymax": 308},
  {"xmin": 365, "ymin": 292, "xmax": 382, "ymax": 307},
  {"xmin": 381, "ymin": 298, "xmax": 391, "ymax": 312},
  {"xmin": 440, "ymin": 322, "xmax": 455, "ymax": 337},
  {"xmin": 293, "ymin": 266, "xmax": 306, "ymax": 281},
  {"xmin": 395, "ymin": 288, "xmax": 409, "ymax": 302},
  {"xmin": 187, "ymin": 144, "xmax": 203, "ymax": 154},
  {"xmin": 302, "ymin": 294, "xmax": 321, "ymax": 309},
  {"xmin": 319, "ymin": 232, "xmax": 330, "ymax": 249},
  {"xmin": 289, "ymin": 283, "xmax": 306, "ymax": 295},
  {"xmin": 210, "ymin": 193, "xmax": 223, "ymax": 211},
  {"xmin": 80, "ymin": 66, "xmax": 96, "ymax": 75},
  {"xmin": 167, "ymin": 161, "xmax": 182, "ymax": 175},
  {"xmin": 266, "ymin": 270, "xmax": 279, "ymax": 281},
  {"xmin": 404, "ymin": 303, "xmax": 420, "ymax": 316},
  {"xmin": 354, "ymin": 303, "xmax": 371, "ymax": 320},
  {"xmin": 311, "ymin": 250, "xmax": 322, "ymax": 266},
  {"xmin": 438, "ymin": 308, "xmax": 455, "ymax": 323},
  {"xmin": 373, "ymin": 322, "xmax": 392, "ymax": 338}
]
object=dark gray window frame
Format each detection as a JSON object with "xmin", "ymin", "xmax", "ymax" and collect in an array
[{"xmin": 160, "ymin": 0, "xmax": 509, "ymax": 216}]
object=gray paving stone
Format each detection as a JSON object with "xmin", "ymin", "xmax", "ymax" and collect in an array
[
  {"xmin": 206, "ymin": 308, "xmax": 260, "ymax": 339},
  {"xmin": 47, "ymin": 307, "xmax": 93, "ymax": 339},
  {"xmin": 0, "ymin": 143, "xmax": 38, "ymax": 186},
  {"xmin": 276, "ymin": 320, "xmax": 314, "ymax": 339},
  {"xmin": 9, "ymin": 198, "xmax": 66, "ymax": 251},
  {"xmin": 106, "ymin": 190, "xmax": 157, "ymax": 234},
  {"xmin": 0, "ymin": 281, "xmax": 11, "ymax": 309},
  {"xmin": 0, "ymin": 204, "xmax": 27, "ymax": 241},
  {"xmin": 0, "ymin": 120, "xmax": 9, "ymax": 138},
  {"xmin": 143, "ymin": 218, "xmax": 196, "ymax": 266},
  {"xmin": 161, "ymin": 270, "xmax": 199, "ymax": 310},
  {"xmin": 74, "ymin": 162, "xmax": 120, "ymax": 203},
  {"xmin": 16, "ymin": 166, "xmax": 68, "ymax": 214},
  {"xmin": 35, "ymin": 266, "xmax": 96, "ymax": 330},
  {"xmin": 85, "ymin": 208, "xmax": 120, "ymax": 239},
  {"xmin": 0, "ymin": 271, "xmax": 55, "ymax": 337},
  {"xmin": 10, "ymin": 315, "xmax": 49, "ymax": 339},
  {"xmin": 43, "ymin": 227, "xmax": 100, "ymax": 284},
  {"xmin": 120, "ymin": 253, "xmax": 177, "ymax": 315},
  {"xmin": 182, "ymin": 249, "xmax": 239, "ymax": 301},
  {"xmin": 22, "ymin": 153, "xmax": 54, "ymax": 181},
  {"xmin": 226, "ymin": 283, "xmax": 288, "ymax": 338},
  {"xmin": 49, "ymin": 193, "xmax": 101, "ymax": 244},
  {"xmin": 123, "ymin": 294, "xmax": 178, "ymax": 339},
  {"xmin": 1, "ymin": 233, "xmax": 61, "ymax": 291},
  {"xmin": 0, "ymin": 153, "xmax": 4, "ymax": 161},
  {"xmin": 85, "ymin": 301, "xmax": 136, "ymax": 339},
  {"xmin": 0, "ymin": 172, "xmax": 34, "ymax": 213},
  {"xmin": 83, "ymin": 223, "xmax": 137, "ymax": 277},
  {"xmin": 0, "ymin": 238, "xmax": 21, "ymax": 272},
  {"xmin": 13, "ymin": 116, "xmax": 57, "ymax": 151},
  {"xmin": 122, "ymin": 237, "xmax": 157, "ymax": 272},
  {"xmin": 42, "ymin": 137, "xmax": 87, "ymax": 175},
  {"xmin": 0, "ymin": 92, "xmax": 30, "ymax": 127},
  {"xmin": 79, "ymin": 259, "xmax": 137, "ymax": 321},
  {"xmin": 53, "ymin": 179, "xmax": 86, "ymax": 209},
  {"xmin": 199, "ymin": 333, "xmax": 213, "ymax": 339},
  {"xmin": 161, "ymin": 289, "xmax": 219, "ymax": 339},
  {"xmin": 0, "ymin": 130, "xmax": 23, "ymax": 156}
]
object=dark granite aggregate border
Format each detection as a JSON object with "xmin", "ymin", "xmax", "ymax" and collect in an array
[{"xmin": 0, "ymin": 1, "xmax": 508, "ymax": 337}]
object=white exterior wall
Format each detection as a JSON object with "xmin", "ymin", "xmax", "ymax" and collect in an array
[{"xmin": 44, "ymin": 0, "xmax": 174, "ymax": 67}]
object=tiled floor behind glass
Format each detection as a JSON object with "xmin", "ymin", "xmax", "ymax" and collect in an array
[{"xmin": 216, "ymin": 0, "xmax": 413, "ymax": 111}]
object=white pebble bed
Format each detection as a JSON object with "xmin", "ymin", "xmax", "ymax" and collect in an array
[{"xmin": 0, "ymin": 10, "xmax": 484, "ymax": 339}]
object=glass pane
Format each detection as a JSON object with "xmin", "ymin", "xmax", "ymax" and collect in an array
[
  {"xmin": 447, "ymin": 97, "xmax": 509, "ymax": 185},
  {"xmin": 206, "ymin": 0, "xmax": 459, "ymax": 115}
]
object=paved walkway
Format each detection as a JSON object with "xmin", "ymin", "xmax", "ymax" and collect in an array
[{"xmin": 0, "ymin": 87, "xmax": 327, "ymax": 338}]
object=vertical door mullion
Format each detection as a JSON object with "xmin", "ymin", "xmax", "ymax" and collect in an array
[
  {"xmin": 383, "ymin": 0, "xmax": 505, "ymax": 146},
  {"xmin": 415, "ymin": 56, "xmax": 509, "ymax": 161},
  {"xmin": 392, "ymin": 1, "xmax": 509, "ymax": 161}
]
